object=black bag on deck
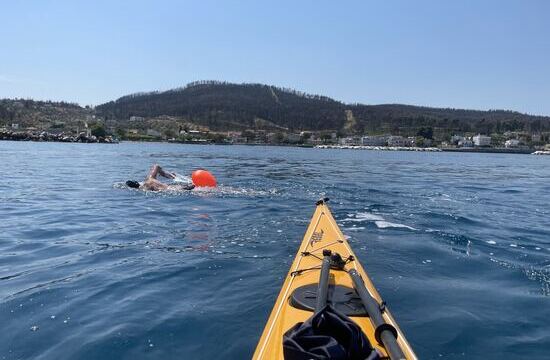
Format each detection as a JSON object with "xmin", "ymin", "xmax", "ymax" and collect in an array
[{"xmin": 282, "ymin": 305, "xmax": 380, "ymax": 360}]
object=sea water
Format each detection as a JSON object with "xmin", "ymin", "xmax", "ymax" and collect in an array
[{"xmin": 0, "ymin": 141, "xmax": 549, "ymax": 359}]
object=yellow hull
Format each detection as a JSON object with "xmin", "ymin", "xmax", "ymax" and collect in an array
[{"xmin": 253, "ymin": 200, "xmax": 417, "ymax": 359}]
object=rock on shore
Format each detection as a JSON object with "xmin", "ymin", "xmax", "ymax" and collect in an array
[{"xmin": 0, "ymin": 129, "xmax": 118, "ymax": 143}]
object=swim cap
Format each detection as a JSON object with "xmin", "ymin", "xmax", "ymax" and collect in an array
[{"xmin": 126, "ymin": 180, "xmax": 140, "ymax": 189}]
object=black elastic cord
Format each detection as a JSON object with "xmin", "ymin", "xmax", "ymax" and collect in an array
[
  {"xmin": 291, "ymin": 265, "xmax": 321, "ymax": 276},
  {"xmin": 301, "ymin": 251, "xmax": 323, "ymax": 261}
]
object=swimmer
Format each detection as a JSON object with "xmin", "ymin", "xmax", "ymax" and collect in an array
[{"xmin": 126, "ymin": 164, "xmax": 195, "ymax": 191}]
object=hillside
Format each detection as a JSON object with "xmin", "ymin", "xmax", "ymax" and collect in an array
[
  {"xmin": 96, "ymin": 81, "xmax": 550, "ymax": 136},
  {"xmin": 0, "ymin": 99, "xmax": 92, "ymax": 129},
  {"xmin": 96, "ymin": 81, "xmax": 346, "ymax": 131},
  {"xmin": 351, "ymin": 104, "xmax": 550, "ymax": 137},
  {"xmin": 3, "ymin": 81, "xmax": 550, "ymax": 138}
]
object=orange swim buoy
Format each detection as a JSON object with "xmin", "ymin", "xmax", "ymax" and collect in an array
[{"xmin": 191, "ymin": 169, "xmax": 217, "ymax": 187}]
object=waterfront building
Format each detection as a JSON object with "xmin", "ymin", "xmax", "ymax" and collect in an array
[
  {"xmin": 387, "ymin": 135, "xmax": 412, "ymax": 147},
  {"xmin": 146, "ymin": 129, "xmax": 161, "ymax": 137},
  {"xmin": 505, "ymin": 139, "xmax": 520, "ymax": 148},
  {"xmin": 473, "ymin": 134, "xmax": 491, "ymax": 147},
  {"xmin": 451, "ymin": 135, "xmax": 465, "ymax": 144},
  {"xmin": 309, "ymin": 136, "xmax": 324, "ymax": 145},
  {"xmin": 286, "ymin": 133, "xmax": 301, "ymax": 143},
  {"xmin": 361, "ymin": 135, "xmax": 387, "ymax": 146},
  {"xmin": 458, "ymin": 139, "xmax": 474, "ymax": 147},
  {"xmin": 339, "ymin": 136, "xmax": 361, "ymax": 146},
  {"xmin": 227, "ymin": 131, "xmax": 246, "ymax": 144}
]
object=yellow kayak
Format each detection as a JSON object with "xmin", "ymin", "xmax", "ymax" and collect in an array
[{"xmin": 253, "ymin": 199, "xmax": 416, "ymax": 360}]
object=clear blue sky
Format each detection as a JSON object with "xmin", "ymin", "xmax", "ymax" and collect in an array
[{"xmin": 1, "ymin": 0, "xmax": 549, "ymax": 115}]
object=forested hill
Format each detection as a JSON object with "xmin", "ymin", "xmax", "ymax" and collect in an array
[
  {"xmin": 3, "ymin": 82, "xmax": 549, "ymax": 136},
  {"xmin": 96, "ymin": 81, "xmax": 345, "ymax": 131},
  {"xmin": 96, "ymin": 81, "xmax": 550, "ymax": 135}
]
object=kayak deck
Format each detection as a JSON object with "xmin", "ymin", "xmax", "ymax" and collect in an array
[{"xmin": 253, "ymin": 200, "xmax": 416, "ymax": 359}]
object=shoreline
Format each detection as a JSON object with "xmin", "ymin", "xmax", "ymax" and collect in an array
[
  {"xmin": 1, "ymin": 135, "xmax": 547, "ymax": 155},
  {"xmin": 441, "ymin": 147, "xmax": 533, "ymax": 154},
  {"xmin": 0, "ymin": 129, "xmax": 117, "ymax": 144},
  {"xmin": 315, "ymin": 144, "xmax": 540, "ymax": 155}
]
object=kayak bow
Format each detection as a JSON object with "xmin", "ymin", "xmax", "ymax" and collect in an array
[{"xmin": 253, "ymin": 198, "xmax": 416, "ymax": 359}]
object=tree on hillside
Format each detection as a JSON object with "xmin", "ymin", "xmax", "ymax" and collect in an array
[
  {"xmin": 416, "ymin": 127, "xmax": 433, "ymax": 139},
  {"xmin": 115, "ymin": 127, "xmax": 126, "ymax": 138},
  {"xmin": 91, "ymin": 124, "xmax": 107, "ymax": 138},
  {"xmin": 164, "ymin": 129, "xmax": 176, "ymax": 139}
]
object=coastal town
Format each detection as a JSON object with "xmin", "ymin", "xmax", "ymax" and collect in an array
[{"xmin": 2, "ymin": 120, "xmax": 550, "ymax": 155}]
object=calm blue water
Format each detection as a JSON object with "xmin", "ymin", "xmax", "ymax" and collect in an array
[{"xmin": 1, "ymin": 141, "xmax": 549, "ymax": 359}]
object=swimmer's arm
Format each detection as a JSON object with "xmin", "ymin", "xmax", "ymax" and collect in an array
[
  {"xmin": 157, "ymin": 166, "xmax": 176, "ymax": 179},
  {"xmin": 147, "ymin": 164, "xmax": 175, "ymax": 180}
]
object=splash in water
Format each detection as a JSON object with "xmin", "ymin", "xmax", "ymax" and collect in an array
[
  {"xmin": 172, "ymin": 172, "xmax": 192, "ymax": 184},
  {"xmin": 114, "ymin": 181, "xmax": 277, "ymax": 198}
]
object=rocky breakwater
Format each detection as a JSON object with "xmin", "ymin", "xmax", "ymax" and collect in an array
[{"xmin": 0, "ymin": 129, "xmax": 118, "ymax": 143}]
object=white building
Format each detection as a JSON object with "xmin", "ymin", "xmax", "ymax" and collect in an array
[
  {"xmin": 473, "ymin": 134, "xmax": 491, "ymax": 147},
  {"xmin": 361, "ymin": 135, "xmax": 387, "ymax": 146},
  {"xmin": 387, "ymin": 136, "xmax": 411, "ymax": 147},
  {"xmin": 339, "ymin": 136, "xmax": 360, "ymax": 146},
  {"xmin": 11, "ymin": 123, "xmax": 19, "ymax": 130},
  {"xmin": 505, "ymin": 139, "xmax": 520, "ymax": 148}
]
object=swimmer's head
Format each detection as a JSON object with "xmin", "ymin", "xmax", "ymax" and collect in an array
[{"xmin": 126, "ymin": 180, "xmax": 140, "ymax": 189}]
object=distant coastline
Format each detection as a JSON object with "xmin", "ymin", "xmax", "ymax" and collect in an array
[
  {"xmin": 2, "ymin": 82, "xmax": 550, "ymax": 151},
  {"xmin": 3, "ymin": 131, "xmax": 548, "ymax": 155},
  {"xmin": 2, "ymin": 82, "xmax": 550, "ymax": 154}
]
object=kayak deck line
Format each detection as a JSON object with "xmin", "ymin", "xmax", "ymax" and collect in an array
[{"xmin": 253, "ymin": 199, "xmax": 417, "ymax": 359}]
